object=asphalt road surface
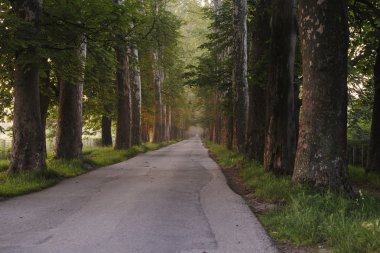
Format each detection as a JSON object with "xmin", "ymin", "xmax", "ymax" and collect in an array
[{"xmin": 0, "ymin": 138, "xmax": 278, "ymax": 253}]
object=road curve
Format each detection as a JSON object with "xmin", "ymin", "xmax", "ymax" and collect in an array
[{"xmin": 0, "ymin": 138, "xmax": 278, "ymax": 253}]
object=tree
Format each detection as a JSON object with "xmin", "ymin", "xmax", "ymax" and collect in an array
[
  {"xmin": 8, "ymin": 0, "xmax": 46, "ymax": 172},
  {"xmin": 55, "ymin": 40, "xmax": 87, "ymax": 159},
  {"xmin": 245, "ymin": 0, "xmax": 271, "ymax": 162},
  {"xmin": 115, "ymin": 46, "xmax": 132, "ymax": 149},
  {"xmin": 293, "ymin": 0, "xmax": 352, "ymax": 192},
  {"xmin": 113, "ymin": 0, "xmax": 133, "ymax": 149},
  {"xmin": 232, "ymin": 0, "xmax": 249, "ymax": 152},
  {"xmin": 263, "ymin": 0, "xmax": 297, "ymax": 174},
  {"xmin": 368, "ymin": 48, "xmax": 380, "ymax": 171},
  {"xmin": 130, "ymin": 46, "xmax": 142, "ymax": 146},
  {"xmin": 101, "ymin": 115, "xmax": 113, "ymax": 146},
  {"xmin": 152, "ymin": 48, "xmax": 163, "ymax": 143}
]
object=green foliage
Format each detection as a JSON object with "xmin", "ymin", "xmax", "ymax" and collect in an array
[
  {"xmin": 207, "ymin": 142, "xmax": 380, "ymax": 253},
  {"xmin": 137, "ymin": 0, "xmax": 196, "ymax": 130},
  {"xmin": 183, "ymin": 0, "xmax": 234, "ymax": 128},
  {"xmin": 347, "ymin": 0, "xmax": 380, "ymax": 142}
]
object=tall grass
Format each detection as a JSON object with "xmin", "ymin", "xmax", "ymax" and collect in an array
[
  {"xmin": 207, "ymin": 142, "xmax": 380, "ymax": 253},
  {"xmin": 0, "ymin": 160, "xmax": 9, "ymax": 172}
]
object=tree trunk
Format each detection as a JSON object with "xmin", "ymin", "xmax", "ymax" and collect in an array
[
  {"xmin": 263, "ymin": 0, "xmax": 297, "ymax": 175},
  {"xmin": 153, "ymin": 49, "xmax": 163, "ymax": 143},
  {"xmin": 214, "ymin": 94, "xmax": 222, "ymax": 144},
  {"xmin": 167, "ymin": 106, "xmax": 172, "ymax": 140},
  {"xmin": 9, "ymin": 0, "xmax": 46, "ymax": 172},
  {"xmin": 293, "ymin": 0, "xmax": 352, "ymax": 193},
  {"xmin": 101, "ymin": 115, "xmax": 112, "ymax": 146},
  {"xmin": 130, "ymin": 46, "xmax": 142, "ymax": 146},
  {"xmin": 368, "ymin": 47, "xmax": 380, "ymax": 172},
  {"xmin": 233, "ymin": 0, "xmax": 249, "ymax": 152},
  {"xmin": 55, "ymin": 41, "xmax": 86, "ymax": 159},
  {"xmin": 245, "ymin": 0, "xmax": 271, "ymax": 162},
  {"xmin": 115, "ymin": 47, "xmax": 132, "ymax": 149},
  {"xmin": 209, "ymin": 122, "xmax": 214, "ymax": 142},
  {"xmin": 162, "ymin": 104, "xmax": 167, "ymax": 141},
  {"xmin": 40, "ymin": 65, "xmax": 51, "ymax": 157},
  {"xmin": 226, "ymin": 115, "xmax": 234, "ymax": 150}
]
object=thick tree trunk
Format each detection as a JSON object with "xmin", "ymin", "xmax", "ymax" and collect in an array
[
  {"xmin": 153, "ymin": 49, "xmax": 163, "ymax": 143},
  {"xmin": 101, "ymin": 115, "xmax": 112, "ymax": 146},
  {"xmin": 55, "ymin": 79, "xmax": 84, "ymax": 158},
  {"xmin": 233, "ymin": 0, "xmax": 249, "ymax": 152},
  {"xmin": 264, "ymin": 0, "xmax": 297, "ymax": 175},
  {"xmin": 293, "ymin": 0, "xmax": 352, "ymax": 193},
  {"xmin": 368, "ymin": 48, "xmax": 380, "ymax": 172},
  {"xmin": 130, "ymin": 46, "xmax": 142, "ymax": 146},
  {"xmin": 9, "ymin": 0, "xmax": 46, "ymax": 172},
  {"xmin": 115, "ymin": 47, "xmax": 132, "ymax": 149},
  {"xmin": 55, "ymin": 41, "xmax": 86, "ymax": 159},
  {"xmin": 10, "ymin": 64, "xmax": 46, "ymax": 172},
  {"xmin": 245, "ymin": 0, "xmax": 271, "ymax": 162}
]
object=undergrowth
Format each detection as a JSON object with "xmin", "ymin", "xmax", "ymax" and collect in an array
[
  {"xmin": 207, "ymin": 142, "xmax": 380, "ymax": 253},
  {"xmin": 0, "ymin": 141, "xmax": 176, "ymax": 198}
]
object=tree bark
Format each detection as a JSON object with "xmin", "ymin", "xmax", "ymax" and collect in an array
[
  {"xmin": 264, "ymin": 0, "xmax": 297, "ymax": 175},
  {"xmin": 368, "ymin": 47, "xmax": 380, "ymax": 172},
  {"xmin": 233, "ymin": 0, "xmax": 249, "ymax": 152},
  {"xmin": 9, "ymin": 0, "xmax": 46, "ymax": 172},
  {"xmin": 40, "ymin": 65, "xmax": 51, "ymax": 157},
  {"xmin": 115, "ymin": 47, "xmax": 132, "ymax": 149},
  {"xmin": 101, "ymin": 115, "xmax": 112, "ymax": 146},
  {"xmin": 293, "ymin": 0, "xmax": 352, "ymax": 193},
  {"xmin": 167, "ymin": 106, "xmax": 172, "ymax": 140},
  {"xmin": 55, "ymin": 41, "xmax": 86, "ymax": 159},
  {"xmin": 226, "ymin": 115, "xmax": 234, "ymax": 150},
  {"xmin": 130, "ymin": 46, "xmax": 142, "ymax": 146},
  {"xmin": 212, "ymin": 92, "xmax": 222, "ymax": 144},
  {"xmin": 153, "ymin": 49, "xmax": 163, "ymax": 143},
  {"xmin": 162, "ymin": 104, "xmax": 167, "ymax": 141},
  {"xmin": 245, "ymin": 0, "xmax": 271, "ymax": 162}
]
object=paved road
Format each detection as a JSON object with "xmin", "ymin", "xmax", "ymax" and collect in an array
[{"xmin": 0, "ymin": 138, "xmax": 278, "ymax": 253}]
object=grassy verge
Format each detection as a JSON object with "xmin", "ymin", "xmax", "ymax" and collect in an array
[
  {"xmin": 206, "ymin": 142, "xmax": 380, "ymax": 253},
  {"xmin": 349, "ymin": 166, "xmax": 380, "ymax": 191},
  {"xmin": 0, "ymin": 141, "xmax": 177, "ymax": 198}
]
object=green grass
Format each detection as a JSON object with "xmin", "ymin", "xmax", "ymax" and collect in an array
[
  {"xmin": 47, "ymin": 159, "xmax": 87, "ymax": 177},
  {"xmin": 0, "ymin": 159, "xmax": 9, "ymax": 172},
  {"xmin": 0, "ymin": 171, "xmax": 60, "ymax": 197},
  {"xmin": 207, "ymin": 142, "xmax": 380, "ymax": 253},
  {"xmin": 349, "ymin": 166, "xmax": 380, "ymax": 190},
  {"xmin": 0, "ymin": 141, "xmax": 177, "ymax": 198}
]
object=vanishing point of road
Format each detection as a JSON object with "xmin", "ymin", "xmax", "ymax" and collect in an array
[{"xmin": 0, "ymin": 138, "xmax": 278, "ymax": 253}]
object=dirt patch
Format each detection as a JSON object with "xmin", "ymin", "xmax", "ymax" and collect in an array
[
  {"xmin": 276, "ymin": 244, "xmax": 323, "ymax": 253},
  {"xmin": 207, "ymin": 149, "xmax": 320, "ymax": 253},
  {"xmin": 208, "ymin": 151, "xmax": 277, "ymax": 213}
]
